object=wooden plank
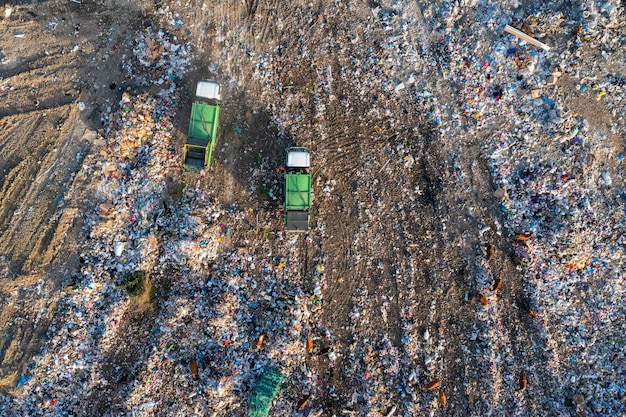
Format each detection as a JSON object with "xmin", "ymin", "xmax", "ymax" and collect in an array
[{"xmin": 504, "ymin": 25, "xmax": 551, "ymax": 51}]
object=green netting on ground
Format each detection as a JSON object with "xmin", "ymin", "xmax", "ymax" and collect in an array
[{"xmin": 248, "ymin": 367, "xmax": 284, "ymax": 417}]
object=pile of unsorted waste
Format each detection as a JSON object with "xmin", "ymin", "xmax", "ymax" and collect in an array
[{"xmin": 0, "ymin": 1, "xmax": 624, "ymax": 416}]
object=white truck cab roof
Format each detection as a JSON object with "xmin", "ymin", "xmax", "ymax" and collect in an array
[
  {"xmin": 286, "ymin": 147, "xmax": 310, "ymax": 168},
  {"xmin": 196, "ymin": 81, "xmax": 221, "ymax": 101}
]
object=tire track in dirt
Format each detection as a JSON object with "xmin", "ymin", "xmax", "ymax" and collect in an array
[
  {"xmin": 0, "ymin": 0, "xmax": 155, "ymax": 392},
  {"xmin": 411, "ymin": 63, "xmax": 559, "ymax": 417},
  {"xmin": 362, "ymin": 1, "xmax": 560, "ymax": 413},
  {"xmin": 392, "ymin": 131, "xmax": 475, "ymax": 414},
  {"xmin": 308, "ymin": 49, "xmax": 447, "ymax": 410},
  {"xmin": 0, "ymin": 106, "xmax": 92, "ymax": 391},
  {"xmin": 0, "ymin": 105, "xmax": 88, "ymax": 273}
]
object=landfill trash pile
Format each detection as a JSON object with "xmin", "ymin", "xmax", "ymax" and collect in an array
[
  {"xmin": 455, "ymin": 3, "xmax": 626, "ymax": 416},
  {"xmin": 226, "ymin": 0, "xmax": 626, "ymax": 415},
  {"xmin": 0, "ymin": 0, "xmax": 624, "ymax": 416}
]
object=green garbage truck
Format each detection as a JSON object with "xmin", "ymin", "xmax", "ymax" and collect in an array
[
  {"xmin": 183, "ymin": 81, "xmax": 221, "ymax": 171},
  {"xmin": 284, "ymin": 147, "xmax": 311, "ymax": 232}
]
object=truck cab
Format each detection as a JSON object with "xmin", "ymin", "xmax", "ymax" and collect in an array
[
  {"xmin": 284, "ymin": 147, "xmax": 311, "ymax": 232},
  {"xmin": 183, "ymin": 81, "xmax": 221, "ymax": 171}
]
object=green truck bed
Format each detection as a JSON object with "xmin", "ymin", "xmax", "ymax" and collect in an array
[
  {"xmin": 285, "ymin": 173, "xmax": 311, "ymax": 210},
  {"xmin": 183, "ymin": 101, "xmax": 220, "ymax": 170},
  {"xmin": 285, "ymin": 172, "xmax": 311, "ymax": 231}
]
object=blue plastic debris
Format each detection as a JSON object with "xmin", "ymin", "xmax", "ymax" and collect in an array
[{"xmin": 16, "ymin": 374, "xmax": 30, "ymax": 387}]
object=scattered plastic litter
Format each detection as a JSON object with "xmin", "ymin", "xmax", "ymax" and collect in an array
[{"xmin": 0, "ymin": 1, "xmax": 624, "ymax": 416}]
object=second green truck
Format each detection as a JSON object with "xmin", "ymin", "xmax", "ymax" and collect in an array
[{"xmin": 284, "ymin": 147, "xmax": 311, "ymax": 232}]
